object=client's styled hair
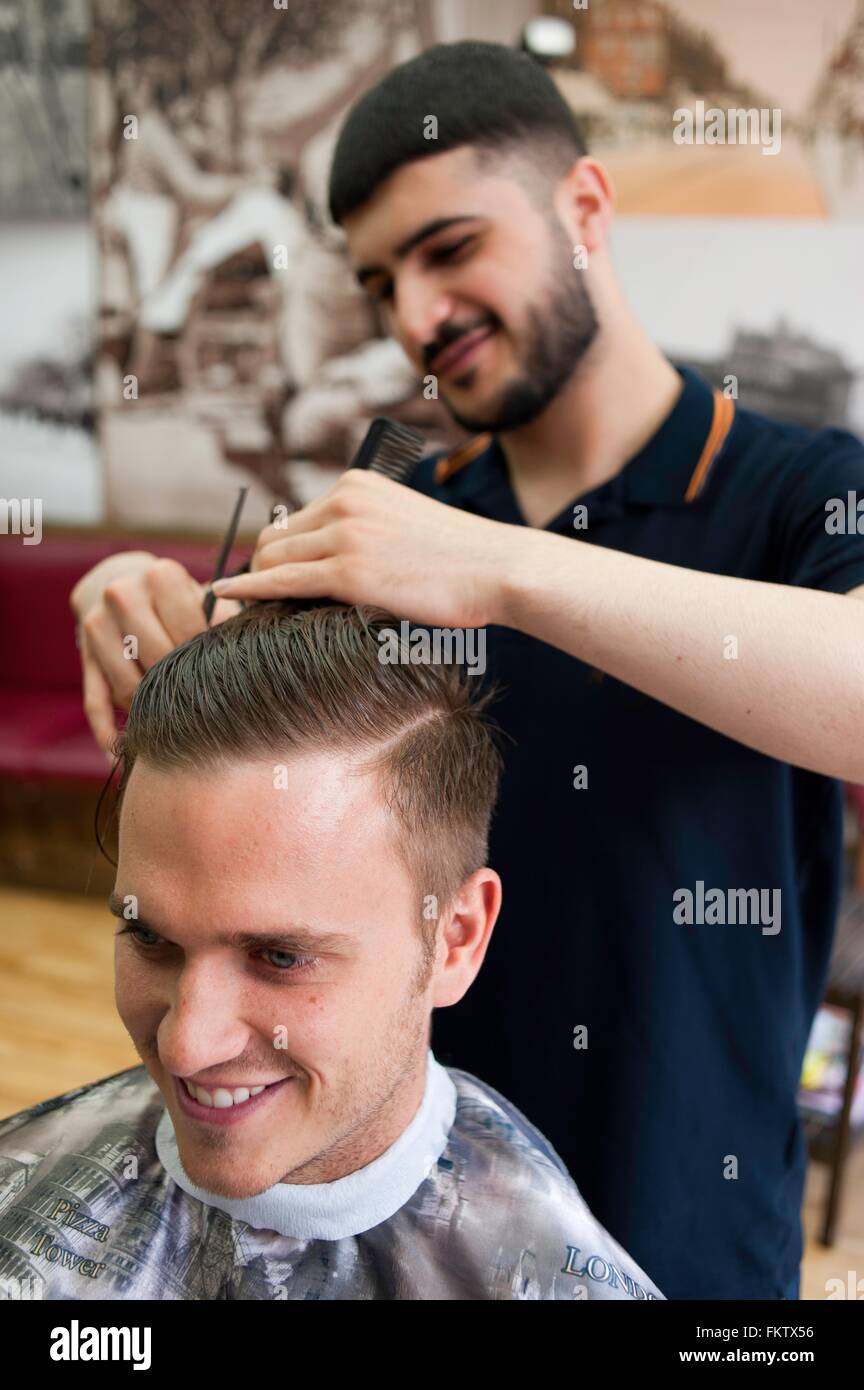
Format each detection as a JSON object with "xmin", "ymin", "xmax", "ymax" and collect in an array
[{"xmin": 111, "ymin": 601, "xmax": 504, "ymax": 954}]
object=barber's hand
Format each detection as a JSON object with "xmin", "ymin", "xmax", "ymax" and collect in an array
[
  {"xmin": 210, "ymin": 470, "xmax": 514, "ymax": 628},
  {"xmin": 70, "ymin": 552, "xmax": 241, "ymax": 757}
]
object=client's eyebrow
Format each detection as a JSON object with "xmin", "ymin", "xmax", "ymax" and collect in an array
[
  {"xmin": 107, "ymin": 892, "xmax": 354, "ymax": 952},
  {"xmin": 354, "ymin": 214, "xmax": 486, "ymax": 288}
]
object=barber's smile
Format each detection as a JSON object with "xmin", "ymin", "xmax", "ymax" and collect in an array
[
  {"xmin": 430, "ymin": 325, "xmax": 496, "ymax": 380},
  {"xmin": 174, "ymin": 1073, "xmax": 297, "ymax": 1127}
]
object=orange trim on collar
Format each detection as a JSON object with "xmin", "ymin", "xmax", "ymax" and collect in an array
[
  {"xmin": 434, "ymin": 390, "xmax": 734, "ymax": 499},
  {"xmin": 434, "ymin": 433, "xmax": 494, "ymax": 485},
  {"xmin": 685, "ymin": 390, "xmax": 735, "ymax": 502}
]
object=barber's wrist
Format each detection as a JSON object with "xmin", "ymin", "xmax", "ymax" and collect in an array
[{"xmin": 494, "ymin": 526, "xmax": 559, "ymax": 633}]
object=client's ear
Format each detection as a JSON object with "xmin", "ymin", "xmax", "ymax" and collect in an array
[{"xmin": 431, "ymin": 868, "xmax": 502, "ymax": 1009}]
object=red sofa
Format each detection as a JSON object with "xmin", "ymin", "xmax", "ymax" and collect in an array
[{"xmin": 0, "ymin": 534, "xmax": 247, "ymax": 782}]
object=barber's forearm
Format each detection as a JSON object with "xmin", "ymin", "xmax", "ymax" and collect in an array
[{"xmin": 497, "ymin": 529, "xmax": 864, "ymax": 781}]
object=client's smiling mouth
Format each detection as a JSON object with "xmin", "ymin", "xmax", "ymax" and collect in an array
[
  {"xmin": 174, "ymin": 1073, "xmax": 295, "ymax": 1122},
  {"xmin": 184, "ymin": 1079, "xmax": 270, "ymax": 1108}
]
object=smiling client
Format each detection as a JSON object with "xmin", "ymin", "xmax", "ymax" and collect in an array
[{"xmin": 0, "ymin": 601, "xmax": 663, "ymax": 1301}]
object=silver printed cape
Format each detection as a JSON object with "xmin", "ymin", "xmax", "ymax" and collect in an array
[{"xmin": 0, "ymin": 1066, "xmax": 665, "ymax": 1301}]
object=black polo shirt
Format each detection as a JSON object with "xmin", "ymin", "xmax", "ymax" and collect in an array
[{"xmin": 410, "ymin": 363, "xmax": 864, "ymax": 1300}]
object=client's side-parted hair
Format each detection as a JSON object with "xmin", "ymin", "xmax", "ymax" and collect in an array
[{"xmin": 112, "ymin": 601, "xmax": 504, "ymax": 955}]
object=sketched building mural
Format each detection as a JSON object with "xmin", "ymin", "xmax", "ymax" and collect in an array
[{"xmin": 677, "ymin": 323, "xmax": 856, "ymax": 433}]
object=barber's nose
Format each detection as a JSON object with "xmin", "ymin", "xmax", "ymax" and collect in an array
[
  {"xmin": 157, "ymin": 960, "xmax": 250, "ymax": 1076},
  {"xmin": 395, "ymin": 277, "xmax": 455, "ymax": 365}
]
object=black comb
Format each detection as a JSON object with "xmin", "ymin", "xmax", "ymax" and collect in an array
[
  {"xmin": 202, "ymin": 484, "xmax": 249, "ymax": 624},
  {"xmin": 349, "ymin": 416, "xmax": 425, "ymax": 482}
]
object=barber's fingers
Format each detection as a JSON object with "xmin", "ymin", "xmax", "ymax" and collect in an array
[
  {"xmin": 251, "ymin": 512, "xmax": 327, "ymax": 568},
  {"xmin": 100, "ymin": 559, "xmax": 228, "ymax": 669},
  {"xmin": 80, "ymin": 604, "xmax": 145, "ymax": 709},
  {"xmin": 252, "ymin": 524, "xmax": 348, "ymax": 573},
  {"xmin": 99, "ymin": 581, "xmax": 183, "ymax": 672},
  {"xmin": 144, "ymin": 558, "xmax": 240, "ymax": 646},
  {"xmin": 250, "ymin": 473, "xmax": 387, "ymax": 562},
  {"xmin": 212, "ymin": 556, "xmax": 348, "ymax": 603},
  {"xmin": 80, "ymin": 632, "xmax": 121, "ymax": 759},
  {"xmin": 80, "ymin": 564, "xmax": 243, "ymax": 753}
]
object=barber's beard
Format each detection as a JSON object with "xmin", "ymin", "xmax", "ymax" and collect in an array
[{"xmin": 444, "ymin": 240, "xmax": 599, "ymax": 435}]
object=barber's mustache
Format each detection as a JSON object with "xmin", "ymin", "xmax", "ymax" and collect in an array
[{"xmin": 424, "ymin": 315, "xmax": 497, "ymax": 372}]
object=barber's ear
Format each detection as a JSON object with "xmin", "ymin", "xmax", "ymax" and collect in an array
[
  {"xmin": 555, "ymin": 156, "xmax": 613, "ymax": 253},
  {"xmin": 431, "ymin": 868, "xmax": 501, "ymax": 1009}
]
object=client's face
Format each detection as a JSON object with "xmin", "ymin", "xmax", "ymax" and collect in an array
[{"xmin": 113, "ymin": 754, "xmax": 436, "ymax": 1198}]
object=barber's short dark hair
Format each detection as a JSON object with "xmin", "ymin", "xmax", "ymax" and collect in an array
[{"xmin": 328, "ymin": 40, "xmax": 588, "ymax": 226}]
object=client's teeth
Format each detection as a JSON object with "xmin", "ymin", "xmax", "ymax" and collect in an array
[{"xmin": 184, "ymin": 1080, "xmax": 271, "ymax": 1107}]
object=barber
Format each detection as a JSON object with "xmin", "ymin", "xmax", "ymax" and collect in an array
[{"xmin": 72, "ymin": 44, "xmax": 864, "ymax": 1299}]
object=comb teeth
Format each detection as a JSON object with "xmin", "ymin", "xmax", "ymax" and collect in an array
[{"xmin": 350, "ymin": 417, "xmax": 426, "ymax": 483}]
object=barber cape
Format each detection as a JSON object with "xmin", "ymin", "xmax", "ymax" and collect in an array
[{"xmin": 0, "ymin": 1051, "xmax": 664, "ymax": 1301}]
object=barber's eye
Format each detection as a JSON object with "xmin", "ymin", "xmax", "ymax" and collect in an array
[
  {"xmin": 429, "ymin": 236, "xmax": 475, "ymax": 263},
  {"xmin": 370, "ymin": 235, "xmax": 477, "ymax": 305}
]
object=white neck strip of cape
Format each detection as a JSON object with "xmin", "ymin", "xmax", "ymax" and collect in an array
[{"xmin": 154, "ymin": 1049, "xmax": 456, "ymax": 1240}]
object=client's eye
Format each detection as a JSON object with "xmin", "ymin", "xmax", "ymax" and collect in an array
[
  {"xmin": 115, "ymin": 925, "xmax": 316, "ymax": 977},
  {"xmin": 259, "ymin": 949, "xmax": 317, "ymax": 975},
  {"xmin": 117, "ymin": 924, "xmax": 164, "ymax": 948}
]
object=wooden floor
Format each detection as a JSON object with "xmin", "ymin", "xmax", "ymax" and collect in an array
[
  {"xmin": 2, "ymin": 884, "xmax": 862, "ymax": 1298},
  {"xmin": 0, "ymin": 886, "xmax": 139, "ymax": 1117}
]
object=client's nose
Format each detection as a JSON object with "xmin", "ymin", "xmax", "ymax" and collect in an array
[{"xmin": 156, "ymin": 960, "xmax": 252, "ymax": 1080}]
